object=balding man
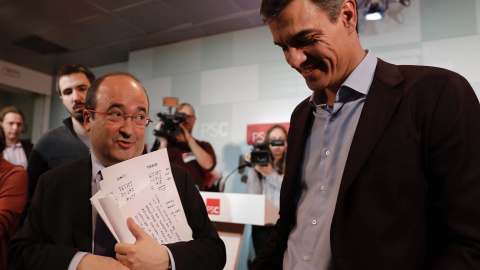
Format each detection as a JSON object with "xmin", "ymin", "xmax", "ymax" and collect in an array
[{"xmin": 8, "ymin": 71, "xmax": 226, "ymax": 270}]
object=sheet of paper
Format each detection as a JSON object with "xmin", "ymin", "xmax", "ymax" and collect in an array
[
  {"xmin": 99, "ymin": 196, "xmax": 136, "ymax": 244},
  {"xmin": 121, "ymin": 183, "xmax": 193, "ymax": 243},
  {"xmin": 99, "ymin": 149, "xmax": 172, "ymax": 206},
  {"xmin": 91, "ymin": 191, "xmax": 120, "ymax": 242},
  {"xmin": 90, "ymin": 149, "xmax": 192, "ymax": 243}
]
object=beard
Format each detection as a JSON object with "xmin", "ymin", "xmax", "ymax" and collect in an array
[
  {"xmin": 72, "ymin": 111, "xmax": 84, "ymax": 123},
  {"xmin": 71, "ymin": 102, "xmax": 85, "ymax": 123}
]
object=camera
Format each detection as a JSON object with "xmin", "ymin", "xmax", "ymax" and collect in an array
[
  {"xmin": 153, "ymin": 112, "xmax": 187, "ymax": 138},
  {"xmin": 153, "ymin": 97, "xmax": 186, "ymax": 138},
  {"xmin": 250, "ymin": 139, "xmax": 285, "ymax": 166}
]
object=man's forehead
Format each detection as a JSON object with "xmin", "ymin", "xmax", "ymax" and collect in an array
[
  {"xmin": 3, "ymin": 112, "xmax": 23, "ymax": 122},
  {"xmin": 97, "ymin": 76, "xmax": 148, "ymax": 110},
  {"xmin": 180, "ymin": 105, "xmax": 193, "ymax": 112},
  {"xmin": 59, "ymin": 73, "xmax": 90, "ymax": 88},
  {"xmin": 100, "ymin": 74, "xmax": 138, "ymax": 87},
  {"xmin": 179, "ymin": 106, "xmax": 194, "ymax": 116}
]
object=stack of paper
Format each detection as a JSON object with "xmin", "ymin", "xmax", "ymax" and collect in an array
[{"xmin": 90, "ymin": 149, "xmax": 193, "ymax": 244}]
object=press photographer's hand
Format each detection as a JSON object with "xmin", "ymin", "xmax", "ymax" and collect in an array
[
  {"xmin": 178, "ymin": 122, "xmax": 193, "ymax": 143},
  {"xmin": 154, "ymin": 122, "xmax": 168, "ymax": 148},
  {"xmin": 244, "ymin": 152, "xmax": 252, "ymax": 164},
  {"xmin": 153, "ymin": 122, "xmax": 163, "ymax": 136},
  {"xmin": 254, "ymin": 164, "xmax": 273, "ymax": 177}
]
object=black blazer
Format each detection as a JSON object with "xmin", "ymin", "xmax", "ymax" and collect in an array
[
  {"xmin": 253, "ymin": 59, "xmax": 480, "ymax": 269},
  {"xmin": 8, "ymin": 156, "xmax": 226, "ymax": 270},
  {"xmin": 20, "ymin": 140, "xmax": 33, "ymax": 159}
]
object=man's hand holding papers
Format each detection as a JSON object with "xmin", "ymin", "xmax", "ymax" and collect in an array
[
  {"xmin": 115, "ymin": 218, "xmax": 171, "ymax": 270},
  {"xmin": 90, "ymin": 149, "xmax": 193, "ymax": 244}
]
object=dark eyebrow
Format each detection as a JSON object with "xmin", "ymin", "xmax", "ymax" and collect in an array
[{"xmin": 61, "ymin": 84, "xmax": 88, "ymax": 93}]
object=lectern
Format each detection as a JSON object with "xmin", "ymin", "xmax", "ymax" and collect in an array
[{"xmin": 200, "ymin": 192, "xmax": 279, "ymax": 270}]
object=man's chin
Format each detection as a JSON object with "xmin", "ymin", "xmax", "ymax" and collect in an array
[
  {"xmin": 306, "ymin": 80, "xmax": 328, "ymax": 91},
  {"xmin": 72, "ymin": 113, "xmax": 84, "ymax": 123},
  {"xmin": 114, "ymin": 151, "xmax": 142, "ymax": 163},
  {"xmin": 8, "ymin": 135, "xmax": 19, "ymax": 141}
]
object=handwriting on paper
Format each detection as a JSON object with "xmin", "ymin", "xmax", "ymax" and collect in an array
[
  {"xmin": 92, "ymin": 149, "xmax": 193, "ymax": 243},
  {"xmin": 124, "ymin": 185, "xmax": 188, "ymax": 243}
]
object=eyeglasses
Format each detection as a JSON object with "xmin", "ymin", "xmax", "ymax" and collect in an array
[{"xmin": 86, "ymin": 109, "xmax": 153, "ymax": 127}]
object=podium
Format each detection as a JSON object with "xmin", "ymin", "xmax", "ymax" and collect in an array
[{"xmin": 200, "ymin": 192, "xmax": 279, "ymax": 270}]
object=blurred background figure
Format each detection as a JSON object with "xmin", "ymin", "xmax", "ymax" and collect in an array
[
  {"xmin": 0, "ymin": 106, "xmax": 33, "ymax": 169},
  {"xmin": 244, "ymin": 124, "xmax": 287, "ymax": 257},
  {"xmin": 0, "ymin": 125, "xmax": 27, "ymax": 270},
  {"xmin": 152, "ymin": 103, "xmax": 217, "ymax": 191}
]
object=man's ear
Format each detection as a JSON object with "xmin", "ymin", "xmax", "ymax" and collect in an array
[
  {"xmin": 340, "ymin": 0, "xmax": 358, "ymax": 32},
  {"xmin": 83, "ymin": 110, "xmax": 91, "ymax": 132}
]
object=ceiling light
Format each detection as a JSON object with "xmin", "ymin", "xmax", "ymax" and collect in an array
[
  {"xmin": 364, "ymin": 0, "xmax": 385, "ymax": 21},
  {"xmin": 359, "ymin": 0, "xmax": 411, "ymax": 21}
]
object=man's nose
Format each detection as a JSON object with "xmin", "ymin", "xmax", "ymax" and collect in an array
[
  {"xmin": 72, "ymin": 90, "xmax": 83, "ymax": 102},
  {"xmin": 119, "ymin": 117, "xmax": 134, "ymax": 137},
  {"xmin": 286, "ymin": 48, "xmax": 307, "ymax": 69}
]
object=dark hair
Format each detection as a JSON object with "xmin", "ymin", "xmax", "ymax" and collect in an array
[
  {"xmin": 0, "ymin": 126, "xmax": 5, "ymax": 153},
  {"xmin": 56, "ymin": 64, "xmax": 96, "ymax": 96},
  {"xmin": 85, "ymin": 71, "xmax": 149, "ymax": 115},
  {"xmin": 260, "ymin": 0, "xmax": 358, "ymax": 32},
  {"xmin": 0, "ymin": 106, "xmax": 25, "ymax": 123},
  {"xmin": 264, "ymin": 124, "xmax": 288, "ymax": 175}
]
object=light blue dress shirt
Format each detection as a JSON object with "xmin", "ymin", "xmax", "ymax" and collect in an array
[{"xmin": 283, "ymin": 51, "xmax": 378, "ymax": 269}]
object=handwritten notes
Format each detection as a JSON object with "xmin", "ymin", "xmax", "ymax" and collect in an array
[
  {"xmin": 122, "ymin": 184, "xmax": 192, "ymax": 243},
  {"xmin": 90, "ymin": 149, "xmax": 193, "ymax": 244}
]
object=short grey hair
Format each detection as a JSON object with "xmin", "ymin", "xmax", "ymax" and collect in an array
[{"xmin": 260, "ymin": 0, "xmax": 345, "ymax": 23}]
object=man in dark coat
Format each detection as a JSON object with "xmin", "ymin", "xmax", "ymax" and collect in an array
[
  {"xmin": 253, "ymin": 0, "xmax": 480, "ymax": 269},
  {"xmin": 8, "ymin": 71, "xmax": 226, "ymax": 270}
]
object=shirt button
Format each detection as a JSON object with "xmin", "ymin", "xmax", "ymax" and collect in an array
[
  {"xmin": 325, "ymin": 150, "xmax": 330, "ymax": 156},
  {"xmin": 303, "ymin": 256, "xmax": 308, "ymax": 261},
  {"xmin": 330, "ymin": 116, "xmax": 336, "ymax": 122},
  {"xmin": 320, "ymin": 185, "xmax": 325, "ymax": 191},
  {"xmin": 312, "ymin": 220, "xmax": 317, "ymax": 225}
]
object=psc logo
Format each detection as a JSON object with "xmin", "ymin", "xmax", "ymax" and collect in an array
[
  {"xmin": 201, "ymin": 122, "xmax": 229, "ymax": 137},
  {"xmin": 206, "ymin": 198, "xmax": 220, "ymax": 215}
]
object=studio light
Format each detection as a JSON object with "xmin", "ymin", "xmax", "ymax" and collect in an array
[
  {"xmin": 359, "ymin": 0, "xmax": 411, "ymax": 21},
  {"xmin": 364, "ymin": 0, "xmax": 385, "ymax": 21}
]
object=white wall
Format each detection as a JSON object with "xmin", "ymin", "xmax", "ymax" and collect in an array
[{"xmin": 0, "ymin": 60, "xmax": 52, "ymax": 96}]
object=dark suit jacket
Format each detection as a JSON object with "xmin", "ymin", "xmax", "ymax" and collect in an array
[
  {"xmin": 19, "ymin": 140, "xmax": 33, "ymax": 159},
  {"xmin": 253, "ymin": 59, "xmax": 480, "ymax": 269},
  {"xmin": 7, "ymin": 156, "xmax": 226, "ymax": 270}
]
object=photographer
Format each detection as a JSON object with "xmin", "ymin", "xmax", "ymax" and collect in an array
[
  {"xmin": 244, "ymin": 125, "xmax": 287, "ymax": 257},
  {"xmin": 152, "ymin": 103, "xmax": 216, "ymax": 191}
]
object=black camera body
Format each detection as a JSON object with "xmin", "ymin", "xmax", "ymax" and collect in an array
[
  {"xmin": 250, "ymin": 139, "xmax": 284, "ymax": 166},
  {"xmin": 153, "ymin": 112, "xmax": 188, "ymax": 138}
]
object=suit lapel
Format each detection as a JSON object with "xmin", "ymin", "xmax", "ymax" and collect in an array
[
  {"xmin": 336, "ymin": 59, "xmax": 405, "ymax": 203},
  {"xmin": 71, "ymin": 156, "xmax": 94, "ymax": 252},
  {"xmin": 281, "ymin": 98, "xmax": 314, "ymax": 215}
]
